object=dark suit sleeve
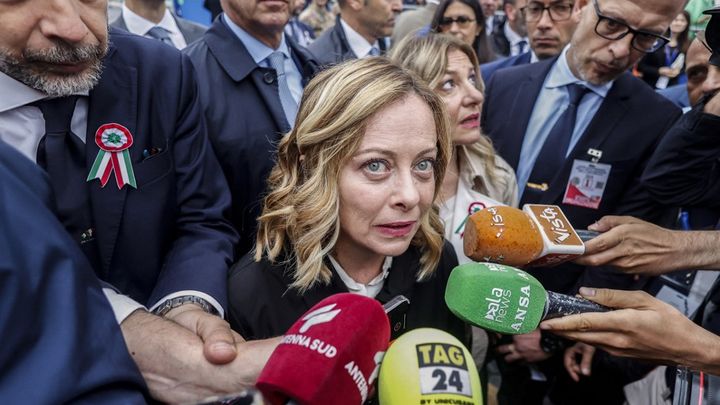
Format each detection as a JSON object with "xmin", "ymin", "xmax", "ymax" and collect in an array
[
  {"xmin": 148, "ymin": 55, "xmax": 238, "ymax": 310},
  {"xmin": 642, "ymin": 107, "xmax": 720, "ymax": 208},
  {"xmin": 0, "ymin": 143, "xmax": 148, "ymax": 404},
  {"xmin": 603, "ymin": 107, "xmax": 682, "ymax": 223}
]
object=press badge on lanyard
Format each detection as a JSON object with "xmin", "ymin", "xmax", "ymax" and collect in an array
[{"xmin": 562, "ymin": 151, "xmax": 610, "ymax": 209}]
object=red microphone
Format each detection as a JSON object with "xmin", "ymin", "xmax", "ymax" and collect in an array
[{"xmin": 256, "ymin": 293, "xmax": 390, "ymax": 405}]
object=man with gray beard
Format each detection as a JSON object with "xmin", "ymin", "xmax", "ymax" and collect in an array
[{"xmin": 0, "ymin": 0, "xmax": 279, "ymax": 403}]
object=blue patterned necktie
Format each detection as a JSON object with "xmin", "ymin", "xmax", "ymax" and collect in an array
[
  {"xmin": 516, "ymin": 39, "xmax": 528, "ymax": 54},
  {"xmin": 267, "ymin": 51, "xmax": 298, "ymax": 127},
  {"xmin": 522, "ymin": 83, "xmax": 590, "ymax": 204},
  {"xmin": 146, "ymin": 26, "xmax": 174, "ymax": 47}
]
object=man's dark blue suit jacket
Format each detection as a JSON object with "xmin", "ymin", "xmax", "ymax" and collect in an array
[
  {"xmin": 0, "ymin": 141, "xmax": 148, "ymax": 403},
  {"xmin": 482, "ymin": 57, "xmax": 682, "ymax": 292},
  {"xmin": 83, "ymin": 29, "xmax": 237, "ymax": 308},
  {"xmin": 184, "ymin": 17, "xmax": 318, "ymax": 255},
  {"xmin": 480, "ymin": 51, "xmax": 532, "ymax": 82}
]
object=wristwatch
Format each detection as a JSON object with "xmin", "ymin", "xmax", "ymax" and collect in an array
[{"xmin": 153, "ymin": 295, "xmax": 219, "ymax": 317}]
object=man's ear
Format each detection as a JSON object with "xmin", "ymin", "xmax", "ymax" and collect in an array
[
  {"xmin": 504, "ymin": 3, "xmax": 515, "ymax": 21},
  {"xmin": 347, "ymin": 0, "xmax": 365, "ymax": 12},
  {"xmin": 572, "ymin": 0, "xmax": 588, "ymax": 23}
]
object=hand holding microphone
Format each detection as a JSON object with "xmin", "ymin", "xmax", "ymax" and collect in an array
[
  {"xmin": 463, "ymin": 204, "xmax": 597, "ymax": 267},
  {"xmin": 539, "ymin": 287, "xmax": 720, "ymax": 375},
  {"xmin": 573, "ymin": 215, "xmax": 720, "ymax": 275},
  {"xmin": 445, "ymin": 262, "xmax": 609, "ymax": 335},
  {"xmin": 256, "ymin": 293, "xmax": 390, "ymax": 405}
]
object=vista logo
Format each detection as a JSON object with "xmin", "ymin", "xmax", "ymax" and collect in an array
[
  {"xmin": 300, "ymin": 303, "xmax": 341, "ymax": 332},
  {"xmin": 538, "ymin": 206, "xmax": 571, "ymax": 243}
]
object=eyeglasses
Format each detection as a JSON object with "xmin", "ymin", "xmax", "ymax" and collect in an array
[
  {"xmin": 520, "ymin": 2, "xmax": 574, "ymax": 23},
  {"xmin": 439, "ymin": 16, "xmax": 476, "ymax": 28},
  {"xmin": 592, "ymin": 0, "xmax": 669, "ymax": 53}
]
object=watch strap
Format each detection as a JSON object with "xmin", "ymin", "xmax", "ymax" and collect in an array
[{"xmin": 153, "ymin": 295, "xmax": 219, "ymax": 317}]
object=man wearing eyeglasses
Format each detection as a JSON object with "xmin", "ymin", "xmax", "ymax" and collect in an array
[
  {"xmin": 482, "ymin": 0, "xmax": 685, "ymax": 404},
  {"xmin": 481, "ymin": 0, "xmax": 578, "ymax": 81},
  {"xmin": 491, "ymin": 0, "xmax": 530, "ymax": 57}
]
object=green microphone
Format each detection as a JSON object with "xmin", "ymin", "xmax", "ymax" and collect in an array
[{"xmin": 445, "ymin": 262, "xmax": 609, "ymax": 335}]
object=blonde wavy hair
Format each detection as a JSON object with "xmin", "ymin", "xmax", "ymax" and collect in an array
[
  {"xmin": 255, "ymin": 57, "xmax": 453, "ymax": 293},
  {"xmin": 390, "ymin": 33, "xmax": 502, "ymax": 190}
]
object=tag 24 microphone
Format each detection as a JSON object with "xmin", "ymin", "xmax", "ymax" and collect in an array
[
  {"xmin": 256, "ymin": 293, "xmax": 390, "ymax": 405},
  {"xmin": 378, "ymin": 328, "xmax": 483, "ymax": 405},
  {"xmin": 463, "ymin": 204, "xmax": 598, "ymax": 267},
  {"xmin": 445, "ymin": 262, "xmax": 609, "ymax": 335}
]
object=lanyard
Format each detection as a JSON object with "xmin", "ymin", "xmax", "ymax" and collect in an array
[{"xmin": 665, "ymin": 45, "xmax": 680, "ymax": 66}]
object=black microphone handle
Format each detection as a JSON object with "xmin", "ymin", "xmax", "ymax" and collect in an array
[
  {"xmin": 543, "ymin": 290, "xmax": 609, "ymax": 320},
  {"xmin": 576, "ymin": 229, "xmax": 600, "ymax": 242}
]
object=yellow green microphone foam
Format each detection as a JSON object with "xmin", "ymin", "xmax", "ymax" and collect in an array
[{"xmin": 378, "ymin": 328, "xmax": 482, "ymax": 405}]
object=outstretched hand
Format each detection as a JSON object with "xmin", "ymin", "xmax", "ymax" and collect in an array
[
  {"xmin": 575, "ymin": 216, "xmax": 694, "ymax": 275},
  {"xmin": 540, "ymin": 288, "xmax": 720, "ymax": 374},
  {"xmin": 121, "ymin": 310, "xmax": 278, "ymax": 404}
]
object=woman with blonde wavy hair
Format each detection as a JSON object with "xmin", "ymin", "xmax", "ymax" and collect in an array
[
  {"xmin": 390, "ymin": 33, "xmax": 518, "ymax": 262},
  {"xmin": 227, "ymin": 57, "xmax": 467, "ymax": 344},
  {"xmin": 391, "ymin": 33, "xmax": 519, "ymax": 380}
]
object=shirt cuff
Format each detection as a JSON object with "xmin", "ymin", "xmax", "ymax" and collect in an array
[
  {"xmin": 103, "ymin": 288, "xmax": 147, "ymax": 324},
  {"xmin": 148, "ymin": 290, "xmax": 225, "ymax": 319}
]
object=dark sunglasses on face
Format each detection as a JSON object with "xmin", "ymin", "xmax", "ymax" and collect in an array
[{"xmin": 439, "ymin": 16, "xmax": 476, "ymax": 27}]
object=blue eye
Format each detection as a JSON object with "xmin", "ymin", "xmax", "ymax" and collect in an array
[
  {"xmin": 365, "ymin": 160, "xmax": 389, "ymax": 173},
  {"xmin": 415, "ymin": 159, "xmax": 435, "ymax": 172}
]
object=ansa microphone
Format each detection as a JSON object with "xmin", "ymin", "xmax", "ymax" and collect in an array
[{"xmin": 445, "ymin": 262, "xmax": 608, "ymax": 335}]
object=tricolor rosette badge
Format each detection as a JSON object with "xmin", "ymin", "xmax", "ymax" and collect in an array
[{"xmin": 87, "ymin": 123, "xmax": 137, "ymax": 189}]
